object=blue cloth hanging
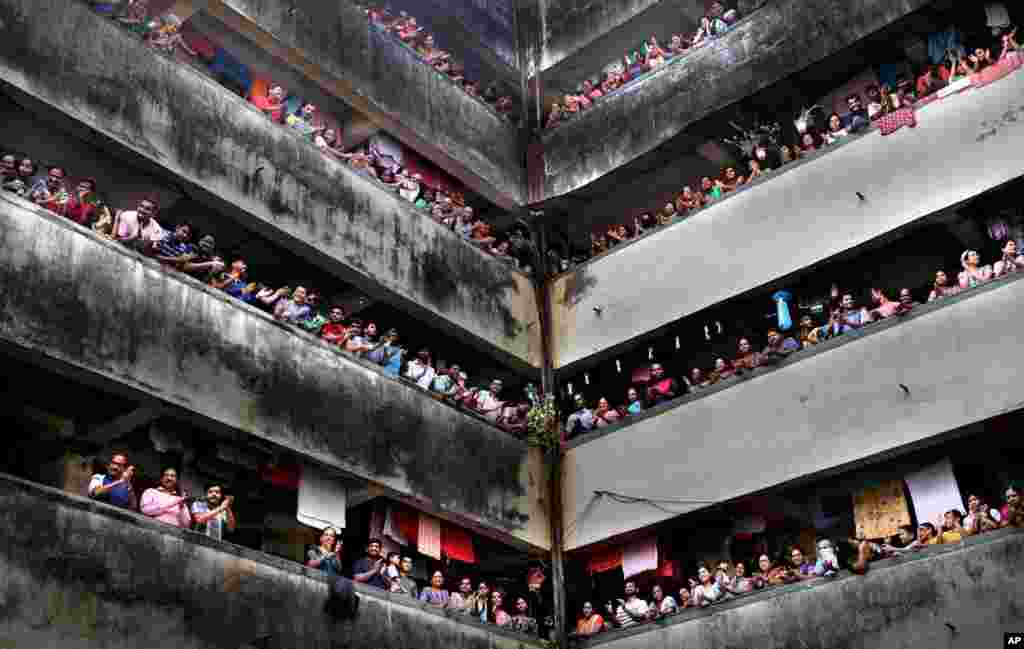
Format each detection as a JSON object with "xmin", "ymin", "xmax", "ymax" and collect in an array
[
  {"xmin": 773, "ymin": 290, "xmax": 793, "ymax": 331},
  {"xmin": 210, "ymin": 47, "xmax": 252, "ymax": 95}
]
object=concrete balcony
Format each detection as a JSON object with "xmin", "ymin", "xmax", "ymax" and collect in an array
[
  {"xmin": 537, "ymin": 0, "xmax": 932, "ymax": 200},
  {"xmin": 562, "ymin": 271, "xmax": 1024, "ymax": 550},
  {"xmin": 0, "ymin": 192, "xmax": 549, "ymax": 549},
  {"xmin": 207, "ymin": 0, "xmax": 527, "ymax": 209},
  {"xmin": 0, "ymin": 0, "xmax": 541, "ymax": 370},
  {"xmin": 574, "ymin": 528, "xmax": 1024, "ymax": 649},
  {"xmin": 0, "ymin": 471, "xmax": 548, "ymax": 649},
  {"xmin": 549, "ymin": 67, "xmax": 1024, "ymax": 369},
  {"xmin": 520, "ymin": 0, "xmax": 668, "ymax": 73}
]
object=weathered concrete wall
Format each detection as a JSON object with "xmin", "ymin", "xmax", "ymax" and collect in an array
[
  {"xmin": 0, "ymin": 472, "xmax": 546, "ymax": 649},
  {"xmin": 549, "ymin": 68, "xmax": 1024, "ymax": 369},
  {"xmin": 577, "ymin": 529, "xmax": 1024, "ymax": 649},
  {"xmin": 389, "ymin": 0, "xmax": 518, "ymax": 73},
  {"xmin": 209, "ymin": 0, "xmax": 527, "ymax": 209},
  {"xmin": 536, "ymin": 0, "xmax": 666, "ymax": 72},
  {"xmin": 539, "ymin": 0, "xmax": 932, "ymax": 199},
  {"xmin": 563, "ymin": 274, "xmax": 1024, "ymax": 549},
  {"xmin": 534, "ymin": 0, "xmax": 713, "ymax": 82},
  {"xmin": 0, "ymin": 0, "xmax": 541, "ymax": 370},
  {"xmin": 0, "ymin": 192, "xmax": 549, "ymax": 548}
]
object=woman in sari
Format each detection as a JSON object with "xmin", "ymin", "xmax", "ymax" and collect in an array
[
  {"xmin": 957, "ymin": 250, "xmax": 992, "ymax": 289},
  {"xmin": 593, "ymin": 398, "xmax": 621, "ymax": 428}
]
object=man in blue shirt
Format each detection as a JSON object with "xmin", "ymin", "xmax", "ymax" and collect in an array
[
  {"xmin": 190, "ymin": 483, "xmax": 236, "ymax": 541},
  {"xmin": 88, "ymin": 453, "xmax": 137, "ymax": 510}
]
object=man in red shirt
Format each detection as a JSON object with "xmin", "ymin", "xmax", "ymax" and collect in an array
[
  {"xmin": 251, "ymin": 84, "xmax": 286, "ymax": 123},
  {"xmin": 645, "ymin": 363, "xmax": 679, "ymax": 405},
  {"xmin": 320, "ymin": 306, "xmax": 348, "ymax": 344},
  {"xmin": 65, "ymin": 178, "xmax": 100, "ymax": 225}
]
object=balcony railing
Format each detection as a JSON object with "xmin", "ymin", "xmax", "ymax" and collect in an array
[
  {"xmin": 572, "ymin": 527, "xmax": 1024, "ymax": 648},
  {"xmin": 0, "ymin": 471, "xmax": 548, "ymax": 649},
  {"xmin": 537, "ymin": 0, "xmax": 933, "ymax": 200},
  {"xmin": 562, "ymin": 269, "xmax": 1024, "ymax": 549},
  {"xmin": 0, "ymin": 191, "xmax": 547, "ymax": 547},
  {"xmin": 1, "ymin": 0, "xmax": 541, "ymax": 369},
  {"xmin": 548, "ymin": 66, "xmax": 1024, "ymax": 369}
]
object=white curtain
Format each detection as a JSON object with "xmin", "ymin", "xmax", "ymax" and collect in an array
[
  {"xmin": 904, "ymin": 458, "xmax": 964, "ymax": 527},
  {"xmin": 296, "ymin": 464, "xmax": 347, "ymax": 532}
]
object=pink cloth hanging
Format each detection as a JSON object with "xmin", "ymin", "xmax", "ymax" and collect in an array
[
  {"xmin": 417, "ymin": 513, "xmax": 442, "ymax": 560},
  {"xmin": 622, "ymin": 536, "xmax": 658, "ymax": 579}
]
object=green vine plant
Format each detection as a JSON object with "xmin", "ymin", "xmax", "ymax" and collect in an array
[{"xmin": 526, "ymin": 394, "xmax": 562, "ymax": 453}]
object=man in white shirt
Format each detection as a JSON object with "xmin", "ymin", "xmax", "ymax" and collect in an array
[
  {"xmin": 404, "ymin": 349, "xmax": 436, "ymax": 390},
  {"xmin": 471, "ymin": 379, "xmax": 505, "ymax": 423},
  {"xmin": 607, "ymin": 580, "xmax": 648, "ymax": 629},
  {"xmin": 114, "ymin": 196, "xmax": 165, "ymax": 253}
]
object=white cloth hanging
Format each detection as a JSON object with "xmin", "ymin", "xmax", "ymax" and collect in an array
[
  {"xmin": 985, "ymin": 3, "xmax": 1010, "ymax": 29},
  {"xmin": 296, "ymin": 463, "xmax": 347, "ymax": 531},
  {"xmin": 417, "ymin": 513, "xmax": 442, "ymax": 560},
  {"xmin": 904, "ymin": 458, "xmax": 964, "ymax": 527},
  {"xmin": 622, "ymin": 536, "xmax": 658, "ymax": 579}
]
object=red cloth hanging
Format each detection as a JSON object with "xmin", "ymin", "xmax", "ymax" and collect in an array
[
  {"xmin": 441, "ymin": 523, "xmax": 477, "ymax": 564},
  {"xmin": 586, "ymin": 545, "xmax": 624, "ymax": 575},
  {"xmin": 656, "ymin": 536, "xmax": 676, "ymax": 577},
  {"xmin": 400, "ymin": 146, "xmax": 461, "ymax": 194},
  {"xmin": 877, "ymin": 107, "xmax": 917, "ymax": 136},
  {"xmin": 260, "ymin": 463, "xmax": 300, "ymax": 490},
  {"xmin": 657, "ymin": 559, "xmax": 678, "ymax": 578},
  {"xmin": 394, "ymin": 507, "xmax": 420, "ymax": 547}
]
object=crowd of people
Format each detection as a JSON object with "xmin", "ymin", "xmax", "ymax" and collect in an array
[
  {"xmin": 82, "ymin": 450, "xmax": 1024, "ymax": 642},
  {"xmin": 87, "ymin": 452, "xmax": 551, "ymax": 637},
  {"xmin": 312, "ymin": 536, "xmax": 551, "ymax": 636},
  {"xmin": 88, "ymin": 453, "xmax": 237, "ymax": 540},
  {"xmin": 359, "ymin": 4, "xmax": 518, "ymax": 122},
  {"xmin": 245, "ymin": 83, "xmax": 523, "ymax": 266},
  {"xmin": 563, "ymin": 239, "xmax": 1024, "ymax": 438},
  {"xmin": 572, "ymin": 486, "xmax": 1023, "ymax": 638},
  {"xmin": 545, "ymin": 1, "xmax": 743, "ymax": 129},
  {"xmin": 85, "ymin": 0, "xmax": 523, "ymax": 269},
  {"xmin": 565, "ymin": 25, "xmax": 1022, "ymax": 269},
  {"xmin": 1, "ymin": 149, "xmax": 545, "ymax": 437}
]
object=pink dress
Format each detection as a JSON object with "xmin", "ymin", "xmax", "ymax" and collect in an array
[
  {"xmin": 958, "ymin": 266, "xmax": 993, "ymax": 289},
  {"xmin": 871, "ymin": 301, "xmax": 901, "ymax": 320},
  {"xmin": 140, "ymin": 488, "xmax": 192, "ymax": 528},
  {"xmin": 999, "ymin": 38, "xmax": 1022, "ymax": 68}
]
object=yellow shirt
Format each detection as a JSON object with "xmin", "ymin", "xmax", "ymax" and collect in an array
[{"xmin": 939, "ymin": 530, "xmax": 962, "ymax": 544}]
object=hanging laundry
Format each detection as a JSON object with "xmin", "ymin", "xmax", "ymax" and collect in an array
[
  {"xmin": 296, "ymin": 463, "xmax": 347, "ymax": 532},
  {"xmin": 622, "ymin": 536, "xmax": 658, "ymax": 579},
  {"xmin": 984, "ymin": 3, "xmax": 1011, "ymax": 31},
  {"xmin": 586, "ymin": 545, "xmax": 623, "ymax": 575},
  {"xmin": 209, "ymin": 47, "xmax": 252, "ymax": 97},
  {"xmin": 383, "ymin": 504, "xmax": 409, "ymax": 546},
  {"xmin": 417, "ymin": 513, "xmax": 442, "ymax": 560},
  {"xmin": 928, "ymin": 28, "xmax": 964, "ymax": 65},
  {"xmin": 905, "ymin": 458, "xmax": 964, "ymax": 527},
  {"xmin": 441, "ymin": 523, "xmax": 476, "ymax": 564}
]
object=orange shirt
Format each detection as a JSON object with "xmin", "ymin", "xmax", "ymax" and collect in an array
[{"xmin": 576, "ymin": 614, "xmax": 605, "ymax": 635}]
